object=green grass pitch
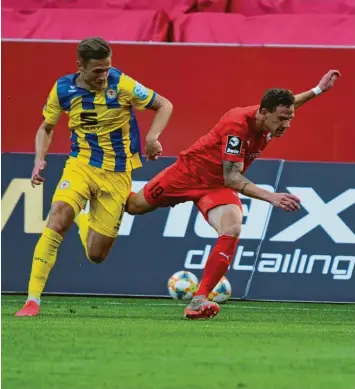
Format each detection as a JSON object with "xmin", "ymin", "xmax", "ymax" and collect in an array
[{"xmin": 2, "ymin": 295, "xmax": 355, "ymax": 389}]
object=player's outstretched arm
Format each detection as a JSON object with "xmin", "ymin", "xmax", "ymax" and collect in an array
[
  {"xmin": 223, "ymin": 161, "xmax": 300, "ymax": 212},
  {"xmin": 145, "ymin": 94, "xmax": 173, "ymax": 161},
  {"xmin": 31, "ymin": 120, "xmax": 55, "ymax": 188},
  {"xmin": 294, "ymin": 69, "xmax": 340, "ymax": 109}
]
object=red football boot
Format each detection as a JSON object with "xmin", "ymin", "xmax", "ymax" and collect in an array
[
  {"xmin": 15, "ymin": 300, "xmax": 40, "ymax": 317},
  {"xmin": 184, "ymin": 295, "xmax": 220, "ymax": 320}
]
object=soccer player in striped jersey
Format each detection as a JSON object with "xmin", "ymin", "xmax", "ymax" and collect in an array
[{"xmin": 16, "ymin": 37, "xmax": 173, "ymax": 317}]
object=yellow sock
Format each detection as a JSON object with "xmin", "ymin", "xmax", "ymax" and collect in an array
[
  {"xmin": 75, "ymin": 212, "xmax": 90, "ymax": 259},
  {"xmin": 28, "ymin": 228, "xmax": 63, "ymax": 300}
]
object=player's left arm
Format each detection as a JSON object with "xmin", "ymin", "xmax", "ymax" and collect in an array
[
  {"xmin": 294, "ymin": 69, "xmax": 340, "ymax": 109},
  {"xmin": 223, "ymin": 161, "xmax": 301, "ymax": 211},
  {"xmin": 122, "ymin": 74, "xmax": 173, "ymax": 160}
]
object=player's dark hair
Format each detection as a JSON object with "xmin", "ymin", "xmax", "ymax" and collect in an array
[
  {"xmin": 77, "ymin": 37, "xmax": 112, "ymax": 66},
  {"xmin": 260, "ymin": 88, "xmax": 295, "ymax": 112}
]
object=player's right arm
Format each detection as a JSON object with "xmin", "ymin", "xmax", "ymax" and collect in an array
[
  {"xmin": 32, "ymin": 83, "xmax": 63, "ymax": 187},
  {"xmin": 220, "ymin": 121, "xmax": 300, "ymax": 211},
  {"xmin": 223, "ymin": 161, "xmax": 300, "ymax": 212},
  {"xmin": 294, "ymin": 69, "xmax": 340, "ymax": 109}
]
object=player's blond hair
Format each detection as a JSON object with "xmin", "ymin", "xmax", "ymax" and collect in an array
[{"xmin": 77, "ymin": 37, "xmax": 112, "ymax": 66}]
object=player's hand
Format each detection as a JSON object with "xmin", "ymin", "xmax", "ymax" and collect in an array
[
  {"xmin": 317, "ymin": 69, "xmax": 341, "ymax": 93},
  {"xmin": 31, "ymin": 160, "xmax": 47, "ymax": 188},
  {"xmin": 269, "ymin": 193, "xmax": 301, "ymax": 212},
  {"xmin": 145, "ymin": 136, "xmax": 163, "ymax": 161}
]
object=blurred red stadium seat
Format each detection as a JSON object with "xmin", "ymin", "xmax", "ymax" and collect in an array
[
  {"xmin": 3, "ymin": 0, "xmax": 354, "ymax": 44},
  {"xmin": 173, "ymin": 13, "xmax": 355, "ymax": 45},
  {"xmin": 47, "ymin": 0, "xmax": 107, "ymax": 8},
  {"xmin": 2, "ymin": 0, "xmax": 108, "ymax": 8},
  {"xmin": 106, "ymin": 0, "xmax": 194, "ymax": 18},
  {"xmin": 107, "ymin": 0, "xmax": 229, "ymax": 14},
  {"xmin": 230, "ymin": 0, "xmax": 355, "ymax": 15},
  {"xmin": 1, "ymin": 0, "xmax": 230, "ymax": 17},
  {"xmin": 2, "ymin": 0, "xmax": 47, "ymax": 8},
  {"xmin": 2, "ymin": 8, "xmax": 170, "ymax": 41},
  {"xmin": 195, "ymin": 0, "xmax": 228, "ymax": 12}
]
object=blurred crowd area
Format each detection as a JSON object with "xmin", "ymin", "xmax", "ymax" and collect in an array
[{"xmin": 2, "ymin": 0, "xmax": 355, "ymax": 45}]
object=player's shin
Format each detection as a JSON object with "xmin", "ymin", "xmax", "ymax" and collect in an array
[
  {"xmin": 195, "ymin": 235, "xmax": 239, "ymax": 297},
  {"xmin": 28, "ymin": 227, "xmax": 63, "ymax": 303}
]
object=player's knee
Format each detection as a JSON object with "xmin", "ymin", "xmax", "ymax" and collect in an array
[
  {"xmin": 86, "ymin": 243, "xmax": 110, "ymax": 264},
  {"xmin": 87, "ymin": 252, "xmax": 108, "ymax": 264},
  {"xmin": 221, "ymin": 222, "xmax": 241, "ymax": 238},
  {"xmin": 126, "ymin": 198, "xmax": 148, "ymax": 215},
  {"xmin": 126, "ymin": 201, "xmax": 140, "ymax": 215},
  {"xmin": 220, "ymin": 211, "xmax": 242, "ymax": 237},
  {"xmin": 86, "ymin": 230, "xmax": 114, "ymax": 264},
  {"xmin": 47, "ymin": 202, "xmax": 75, "ymax": 235}
]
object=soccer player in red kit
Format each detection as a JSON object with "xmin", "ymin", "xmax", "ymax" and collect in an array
[{"xmin": 126, "ymin": 70, "xmax": 340, "ymax": 319}]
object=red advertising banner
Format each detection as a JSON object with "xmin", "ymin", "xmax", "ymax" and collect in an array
[{"xmin": 2, "ymin": 41, "xmax": 355, "ymax": 161}]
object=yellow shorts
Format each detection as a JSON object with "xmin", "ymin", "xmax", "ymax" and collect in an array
[{"xmin": 52, "ymin": 157, "xmax": 131, "ymax": 238}]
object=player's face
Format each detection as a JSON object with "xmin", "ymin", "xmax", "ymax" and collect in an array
[
  {"xmin": 261, "ymin": 105, "xmax": 295, "ymax": 137},
  {"xmin": 78, "ymin": 57, "xmax": 112, "ymax": 90}
]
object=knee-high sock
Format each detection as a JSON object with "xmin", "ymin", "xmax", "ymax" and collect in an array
[
  {"xmin": 28, "ymin": 228, "xmax": 63, "ymax": 302},
  {"xmin": 195, "ymin": 235, "xmax": 239, "ymax": 297}
]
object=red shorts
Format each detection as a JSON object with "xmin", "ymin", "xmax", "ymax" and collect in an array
[{"xmin": 143, "ymin": 163, "xmax": 242, "ymax": 221}]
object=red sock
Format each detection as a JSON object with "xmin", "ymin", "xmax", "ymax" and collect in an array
[{"xmin": 195, "ymin": 235, "xmax": 239, "ymax": 297}]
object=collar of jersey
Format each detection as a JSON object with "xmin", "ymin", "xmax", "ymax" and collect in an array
[{"xmin": 72, "ymin": 72, "xmax": 108, "ymax": 93}]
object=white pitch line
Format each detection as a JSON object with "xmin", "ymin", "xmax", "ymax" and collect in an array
[{"xmin": 3, "ymin": 299, "xmax": 354, "ymax": 312}]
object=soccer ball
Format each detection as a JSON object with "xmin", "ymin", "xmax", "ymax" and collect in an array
[
  {"xmin": 168, "ymin": 271, "xmax": 199, "ymax": 300},
  {"xmin": 208, "ymin": 276, "xmax": 232, "ymax": 303}
]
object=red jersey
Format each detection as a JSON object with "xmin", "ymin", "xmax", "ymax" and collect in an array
[{"xmin": 176, "ymin": 105, "xmax": 271, "ymax": 187}]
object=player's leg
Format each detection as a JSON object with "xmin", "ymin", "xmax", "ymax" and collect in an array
[
  {"xmin": 195, "ymin": 203, "xmax": 242, "ymax": 295},
  {"xmin": 15, "ymin": 158, "xmax": 90, "ymax": 317},
  {"xmin": 77, "ymin": 169, "xmax": 131, "ymax": 264},
  {"xmin": 75, "ymin": 208, "xmax": 116, "ymax": 264},
  {"xmin": 185, "ymin": 189, "xmax": 243, "ymax": 320},
  {"xmin": 126, "ymin": 189, "xmax": 157, "ymax": 215},
  {"xmin": 126, "ymin": 164, "xmax": 185, "ymax": 215},
  {"xmin": 78, "ymin": 201, "xmax": 121, "ymax": 264}
]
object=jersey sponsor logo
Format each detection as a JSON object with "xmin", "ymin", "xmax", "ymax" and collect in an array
[
  {"xmin": 133, "ymin": 82, "xmax": 149, "ymax": 100},
  {"xmin": 68, "ymin": 85, "xmax": 77, "ymax": 93},
  {"xmin": 106, "ymin": 88, "xmax": 117, "ymax": 99},
  {"xmin": 225, "ymin": 135, "xmax": 242, "ymax": 155},
  {"xmin": 80, "ymin": 112, "xmax": 99, "ymax": 128},
  {"xmin": 59, "ymin": 180, "xmax": 70, "ymax": 189}
]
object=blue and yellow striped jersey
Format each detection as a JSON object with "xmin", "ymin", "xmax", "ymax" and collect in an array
[{"xmin": 43, "ymin": 67, "xmax": 156, "ymax": 172}]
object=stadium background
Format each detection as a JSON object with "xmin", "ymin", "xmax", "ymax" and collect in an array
[{"xmin": 2, "ymin": 0, "xmax": 355, "ymax": 303}]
